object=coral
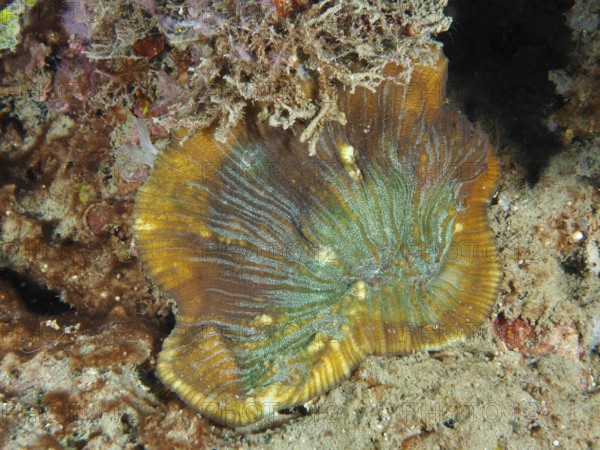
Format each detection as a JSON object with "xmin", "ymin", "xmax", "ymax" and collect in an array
[
  {"xmin": 133, "ymin": 48, "xmax": 501, "ymax": 426},
  {"xmin": 0, "ymin": 0, "xmax": 37, "ymax": 53},
  {"xmin": 0, "ymin": 0, "xmax": 167, "ymax": 322},
  {"xmin": 0, "ymin": 318, "xmax": 216, "ymax": 448},
  {"xmin": 56, "ymin": 0, "xmax": 450, "ymax": 152},
  {"xmin": 1, "ymin": 0, "xmax": 598, "ymax": 446}
]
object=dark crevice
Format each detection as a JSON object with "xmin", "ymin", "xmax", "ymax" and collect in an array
[
  {"xmin": 561, "ymin": 251, "xmax": 587, "ymax": 277},
  {"xmin": 0, "ymin": 268, "xmax": 74, "ymax": 315},
  {"xmin": 440, "ymin": 0, "xmax": 574, "ymax": 185}
]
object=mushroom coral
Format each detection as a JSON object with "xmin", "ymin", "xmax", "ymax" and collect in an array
[{"xmin": 133, "ymin": 48, "xmax": 501, "ymax": 427}]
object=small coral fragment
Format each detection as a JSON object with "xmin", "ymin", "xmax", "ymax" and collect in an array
[{"xmin": 133, "ymin": 48, "xmax": 501, "ymax": 427}]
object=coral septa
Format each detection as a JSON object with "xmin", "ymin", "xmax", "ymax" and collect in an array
[{"xmin": 134, "ymin": 48, "xmax": 501, "ymax": 427}]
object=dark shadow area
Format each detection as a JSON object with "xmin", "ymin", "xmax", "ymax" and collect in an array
[
  {"xmin": 0, "ymin": 268, "xmax": 74, "ymax": 315},
  {"xmin": 440, "ymin": 0, "xmax": 573, "ymax": 184}
]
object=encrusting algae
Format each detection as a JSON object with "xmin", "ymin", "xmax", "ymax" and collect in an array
[{"xmin": 133, "ymin": 48, "xmax": 501, "ymax": 427}]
